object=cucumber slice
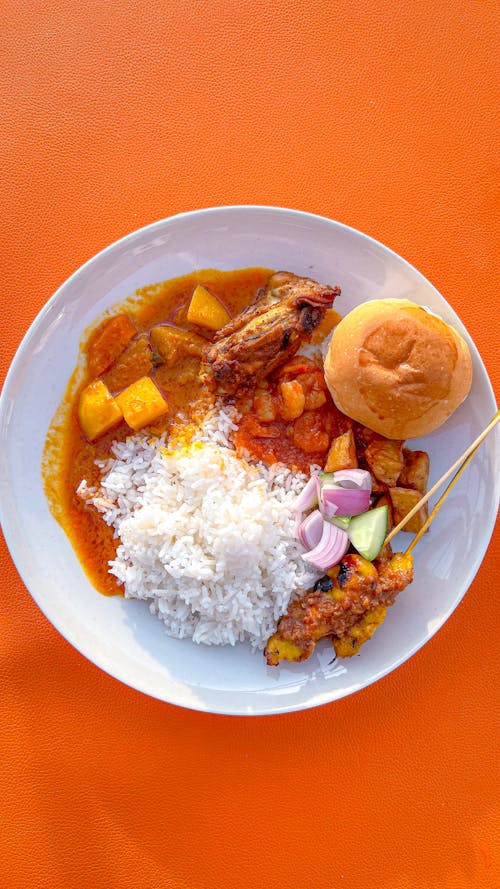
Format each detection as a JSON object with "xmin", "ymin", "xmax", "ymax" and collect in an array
[
  {"xmin": 347, "ymin": 505, "xmax": 388, "ymax": 561},
  {"xmin": 319, "ymin": 471, "xmax": 337, "ymax": 484},
  {"xmin": 327, "ymin": 515, "xmax": 351, "ymax": 531}
]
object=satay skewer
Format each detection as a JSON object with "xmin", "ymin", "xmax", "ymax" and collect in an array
[{"xmin": 384, "ymin": 409, "xmax": 500, "ymax": 549}]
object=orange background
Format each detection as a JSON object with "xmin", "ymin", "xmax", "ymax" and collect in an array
[{"xmin": 1, "ymin": 2, "xmax": 499, "ymax": 887}]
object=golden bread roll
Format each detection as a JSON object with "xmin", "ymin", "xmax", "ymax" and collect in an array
[{"xmin": 324, "ymin": 298, "xmax": 472, "ymax": 439}]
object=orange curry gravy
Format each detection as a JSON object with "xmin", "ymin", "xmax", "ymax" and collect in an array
[{"xmin": 43, "ymin": 267, "xmax": 347, "ymax": 598}]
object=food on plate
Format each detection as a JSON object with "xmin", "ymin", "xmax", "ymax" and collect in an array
[
  {"xmin": 332, "ymin": 604, "xmax": 388, "ymax": 658},
  {"xmin": 269, "ymin": 438, "xmax": 426, "ymax": 664},
  {"xmin": 115, "ymin": 376, "xmax": 169, "ymax": 431},
  {"xmin": 324, "ymin": 428, "xmax": 358, "ymax": 471},
  {"xmin": 86, "ymin": 314, "xmax": 137, "ymax": 377},
  {"xmin": 187, "ymin": 284, "xmax": 231, "ymax": 330},
  {"xmin": 388, "ymin": 486, "xmax": 429, "ymax": 534},
  {"xmin": 44, "ymin": 266, "xmax": 441, "ymax": 664},
  {"xmin": 44, "ymin": 267, "xmax": 340, "ymax": 636},
  {"xmin": 346, "ymin": 506, "xmax": 389, "ymax": 562},
  {"xmin": 78, "ymin": 435, "xmax": 316, "ymax": 647},
  {"xmin": 322, "ymin": 426, "xmax": 430, "ymax": 531},
  {"xmin": 77, "ymin": 380, "xmax": 123, "ymax": 441},
  {"xmin": 265, "ymin": 551, "xmax": 414, "ymax": 665},
  {"xmin": 398, "ymin": 448, "xmax": 429, "ymax": 494},
  {"xmin": 202, "ymin": 271, "xmax": 340, "ymax": 395},
  {"xmin": 150, "ymin": 326, "xmax": 206, "ymax": 366},
  {"xmin": 324, "ymin": 298, "xmax": 473, "ymax": 439}
]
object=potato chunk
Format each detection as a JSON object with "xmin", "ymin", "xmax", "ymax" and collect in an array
[
  {"xmin": 116, "ymin": 376, "xmax": 168, "ymax": 431},
  {"xmin": 398, "ymin": 448, "xmax": 430, "ymax": 494},
  {"xmin": 364, "ymin": 438, "xmax": 404, "ymax": 487},
  {"xmin": 78, "ymin": 380, "xmax": 123, "ymax": 441},
  {"xmin": 369, "ymin": 474, "xmax": 388, "ymax": 496},
  {"xmin": 103, "ymin": 335, "xmax": 153, "ymax": 392},
  {"xmin": 186, "ymin": 285, "xmax": 230, "ymax": 331},
  {"xmin": 389, "ymin": 486, "xmax": 428, "ymax": 533},
  {"xmin": 150, "ymin": 325, "xmax": 207, "ymax": 367},
  {"xmin": 87, "ymin": 314, "xmax": 136, "ymax": 377},
  {"xmin": 324, "ymin": 428, "xmax": 358, "ymax": 472}
]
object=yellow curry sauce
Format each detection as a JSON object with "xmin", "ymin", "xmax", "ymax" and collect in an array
[{"xmin": 43, "ymin": 266, "xmax": 347, "ymax": 599}]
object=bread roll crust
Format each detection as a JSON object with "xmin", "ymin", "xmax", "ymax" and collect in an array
[{"xmin": 324, "ymin": 299, "xmax": 472, "ymax": 439}]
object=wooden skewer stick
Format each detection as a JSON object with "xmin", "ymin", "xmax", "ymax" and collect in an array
[
  {"xmin": 404, "ymin": 443, "xmax": 481, "ymax": 555},
  {"xmin": 383, "ymin": 409, "xmax": 500, "ymax": 548}
]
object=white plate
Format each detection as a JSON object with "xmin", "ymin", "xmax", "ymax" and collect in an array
[{"xmin": 0, "ymin": 206, "xmax": 498, "ymax": 715}]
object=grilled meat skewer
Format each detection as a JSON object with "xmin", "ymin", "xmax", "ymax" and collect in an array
[{"xmin": 265, "ymin": 552, "xmax": 413, "ymax": 666}]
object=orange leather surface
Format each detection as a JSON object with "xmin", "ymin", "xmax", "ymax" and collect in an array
[{"xmin": 1, "ymin": 2, "xmax": 498, "ymax": 887}]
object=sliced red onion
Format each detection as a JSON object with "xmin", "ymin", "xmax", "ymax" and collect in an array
[
  {"xmin": 331, "ymin": 469, "xmax": 372, "ymax": 491},
  {"xmin": 301, "ymin": 521, "xmax": 350, "ymax": 572},
  {"xmin": 321, "ymin": 486, "xmax": 371, "ymax": 518},
  {"xmin": 297, "ymin": 509, "xmax": 324, "ymax": 550},
  {"xmin": 294, "ymin": 474, "xmax": 320, "ymax": 513}
]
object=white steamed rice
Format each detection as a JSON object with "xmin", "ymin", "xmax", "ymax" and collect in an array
[{"xmin": 81, "ymin": 407, "xmax": 317, "ymax": 648}]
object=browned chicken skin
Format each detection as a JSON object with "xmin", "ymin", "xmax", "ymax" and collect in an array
[
  {"xmin": 265, "ymin": 552, "xmax": 413, "ymax": 665},
  {"xmin": 202, "ymin": 272, "xmax": 340, "ymax": 395}
]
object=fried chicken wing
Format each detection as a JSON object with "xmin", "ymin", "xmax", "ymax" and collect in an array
[
  {"xmin": 264, "ymin": 552, "xmax": 413, "ymax": 665},
  {"xmin": 202, "ymin": 272, "xmax": 340, "ymax": 395}
]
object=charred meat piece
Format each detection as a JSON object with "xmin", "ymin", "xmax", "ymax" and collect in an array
[
  {"xmin": 332, "ymin": 547, "xmax": 412, "ymax": 657},
  {"xmin": 364, "ymin": 437, "xmax": 404, "ymax": 487},
  {"xmin": 332, "ymin": 605, "xmax": 387, "ymax": 658},
  {"xmin": 202, "ymin": 272, "xmax": 340, "ymax": 395},
  {"xmin": 389, "ymin": 486, "xmax": 429, "ymax": 533},
  {"xmin": 398, "ymin": 448, "xmax": 430, "ymax": 494},
  {"xmin": 324, "ymin": 428, "xmax": 358, "ymax": 472},
  {"xmin": 264, "ymin": 552, "xmax": 413, "ymax": 665}
]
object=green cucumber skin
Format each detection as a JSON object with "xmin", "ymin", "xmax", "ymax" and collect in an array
[
  {"xmin": 327, "ymin": 515, "xmax": 351, "ymax": 531},
  {"xmin": 319, "ymin": 472, "xmax": 340, "ymax": 489},
  {"xmin": 319, "ymin": 471, "xmax": 336, "ymax": 482},
  {"xmin": 347, "ymin": 505, "xmax": 388, "ymax": 561}
]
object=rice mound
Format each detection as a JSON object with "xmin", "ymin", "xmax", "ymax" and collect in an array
[{"xmin": 87, "ymin": 409, "xmax": 316, "ymax": 648}]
